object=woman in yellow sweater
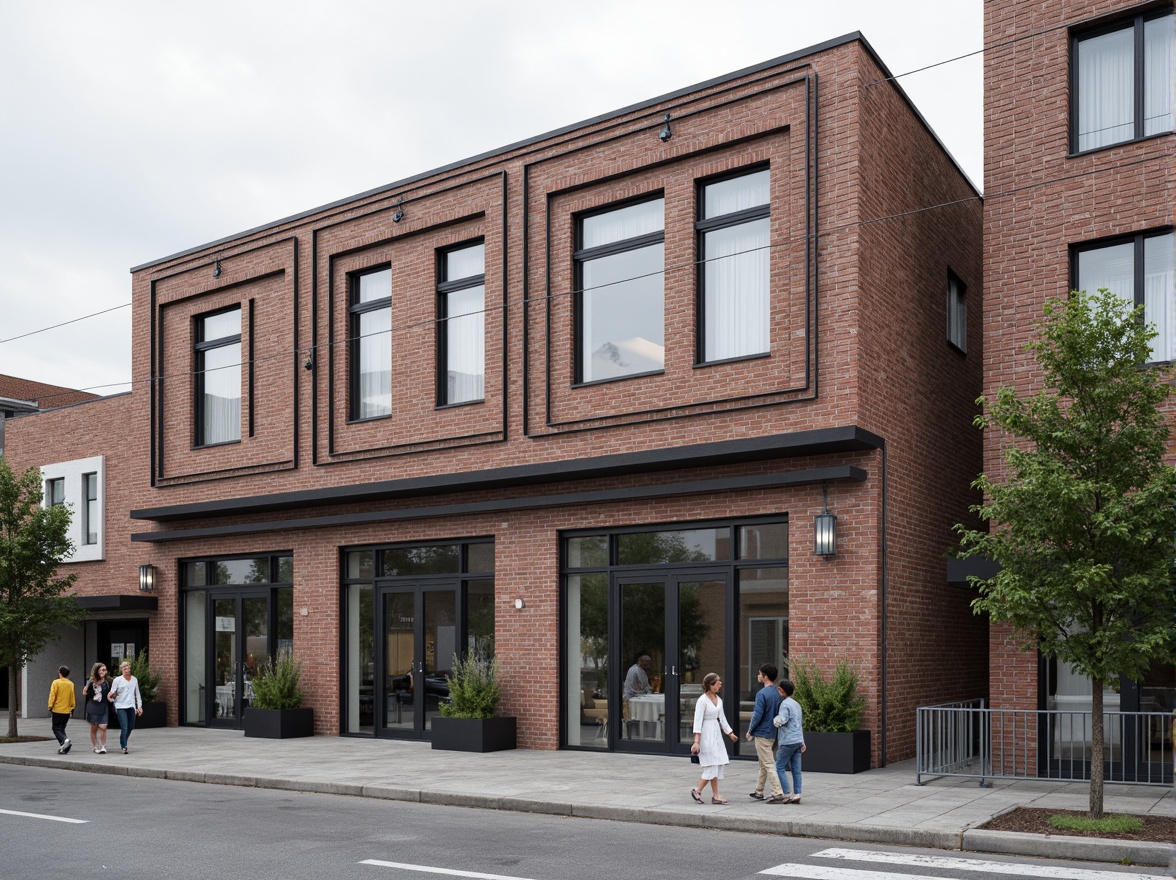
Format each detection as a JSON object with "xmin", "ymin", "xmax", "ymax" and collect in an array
[{"xmin": 47, "ymin": 666, "xmax": 76, "ymax": 755}]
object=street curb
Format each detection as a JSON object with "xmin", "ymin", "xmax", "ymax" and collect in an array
[
  {"xmin": 2, "ymin": 752, "xmax": 1169, "ymax": 867},
  {"xmin": 962, "ymin": 829, "xmax": 1175, "ymax": 868}
]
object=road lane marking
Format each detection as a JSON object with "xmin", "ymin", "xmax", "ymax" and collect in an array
[
  {"xmin": 360, "ymin": 860, "xmax": 538, "ymax": 880},
  {"xmin": 810, "ymin": 847, "xmax": 1158, "ymax": 880},
  {"xmin": 0, "ymin": 808, "xmax": 87, "ymax": 824}
]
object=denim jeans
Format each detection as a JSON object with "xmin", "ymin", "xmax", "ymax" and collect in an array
[
  {"xmin": 116, "ymin": 707, "xmax": 136, "ymax": 749},
  {"xmin": 775, "ymin": 741, "xmax": 803, "ymax": 795}
]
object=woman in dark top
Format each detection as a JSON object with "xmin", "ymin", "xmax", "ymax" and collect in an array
[{"xmin": 81, "ymin": 662, "xmax": 111, "ymax": 754}]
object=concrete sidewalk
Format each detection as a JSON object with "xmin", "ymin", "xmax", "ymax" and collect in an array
[{"xmin": 2, "ymin": 723, "xmax": 1173, "ymax": 869}]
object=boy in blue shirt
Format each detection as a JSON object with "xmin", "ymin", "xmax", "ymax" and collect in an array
[
  {"xmin": 744, "ymin": 663, "xmax": 784, "ymax": 801},
  {"xmin": 773, "ymin": 678, "xmax": 806, "ymax": 804}
]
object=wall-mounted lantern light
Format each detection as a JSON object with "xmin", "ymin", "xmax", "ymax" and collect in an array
[
  {"xmin": 658, "ymin": 113, "xmax": 672, "ymax": 142},
  {"xmin": 814, "ymin": 482, "xmax": 837, "ymax": 557},
  {"xmin": 138, "ymin": 564, "xmax": 157, "ymax": 592}
]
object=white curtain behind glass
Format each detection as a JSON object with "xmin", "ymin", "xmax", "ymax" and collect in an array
[
  {"xmin": 447, "ymin": 285, "xmax": 485, "ymax": 403},
  {"xmin": 1144, "ymin": 235, "xmax": 1176, "ymax": 362},
  {"xmin": 1144, "ymin": 15, "xmax": 1175, "ymax": 136},
  {"xmin": 1078, "ymin": 27, "xmax": 1135, "ymax": 150},
  {"xmin": 582, "ymin": 199, "xmax": 663, "ymax": 249},
  {"xmin": 202, "ymin": 343, "xmax": 241, "ymax": 444},
  {"xmin": 358, "ymin": 308, "xmax": 391, "ymax": 418},
  {"xmin": 704, "ymin": 218, "xmax": 769, "ymax": 360}
]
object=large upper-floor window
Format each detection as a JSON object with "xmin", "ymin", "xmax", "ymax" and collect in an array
[
  {"xmin": 438, "ymin": 242, "xmax": 485, "ymax": 405},
  {"xmin": 40, "ymin": 456, "xmax": 104, "ymax": 562},
  {"xmin": 349, "ymin": 267, "xmax": 392, "ymax": 420},
  {"xmin": 575, "ymin": 196, "xmax": 665, "ymax": 383},
  {"xmin": 1075, "ymin": 230, "xmax": 1175, "ymax": 362},
  {"xmin": 195, "ymin": 307, "xmax": 241, "ymax": 446},
  {"xmin": 1073, "ymin": 10, "xmax": 1174, "ymax": 152},
  {"xmin": 947, "ymin": 271, "xmax": 967, "ymax": 353},
  {"xmin": 697, "ymin": 167, "xmax": 770, "ymax": 362}
]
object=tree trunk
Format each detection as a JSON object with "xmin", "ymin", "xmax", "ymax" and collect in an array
[
  {"xmin": 1089, "ymin": 679, "xmax": 1104, "ymax": 819},
  {"xmin": 7, "ymin": 659, "xmax": 18, "ymax": 739}
]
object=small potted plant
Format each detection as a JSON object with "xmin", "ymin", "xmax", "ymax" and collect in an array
[
  {"xmin": 431, "ymin": 650, "xmax": 516, "ymax": 752},
  {"xmin": 243, "ymin": 652, "xmax": 314, "ymax": 739},
  {"xmin": 789, "ymin": 656, "xmax": 871, "ymax": 773}
]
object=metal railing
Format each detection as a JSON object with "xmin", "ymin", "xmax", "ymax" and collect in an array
[{"xmin": 916, "ymin": 699, "xmax": 1175, "ymax": 788}]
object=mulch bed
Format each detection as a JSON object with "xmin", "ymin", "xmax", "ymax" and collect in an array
[
  {"xmin": 978, "ymin": 807, "xmax": 1176, "ymax": 843},
  {"xmin": 0, "ymin": 736, "xmax": 53, "ymax": 744}
]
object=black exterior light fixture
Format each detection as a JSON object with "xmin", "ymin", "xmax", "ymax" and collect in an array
[
  {"xmin": 138, "ymin": 564, "xmax": 157, "ymax": 592},
  {"xmin": 814, "ymin": 481, "xmax": 837, "ymax": 558},
  {"xmin": 658, "ymin": 113, "xmax": 672, "ymax": 142},
  {"xmin": 213, "ymin": 258, "xmax": 222, "ymax": 278},
  {"xmin": 392, "ymin": 199, "xmax": 405, "ymax": 223}
]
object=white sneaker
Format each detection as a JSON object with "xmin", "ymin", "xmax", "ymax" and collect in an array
[
  {"xmin": 61, "ymin": 739, "xmax": 71, "ymax": 755},
  {"xmin": 98, "ymin": 746, "xmax": 107, "ymax": 754}
]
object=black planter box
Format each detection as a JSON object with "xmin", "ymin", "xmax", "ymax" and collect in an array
[
  {"xmin": 243, "ymin": 707, "xmax": 314, "ymax": 739},
  {"xmin": 137, "ymin": 702, "xmax": 167, "ymax": 728},
  {"xmin": 431, "ymin": 716, "xmax": 517, "ymax": 752},
  {"xmin": 802, "ymin": 730, "xmax": 871, "ymax": 774}
]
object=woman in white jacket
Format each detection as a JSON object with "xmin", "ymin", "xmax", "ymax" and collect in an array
[
  {"xmin": 689, "ymin": 672, "xmax": 738, "ymax": 804},
  {"xmin": 109, "ymin": 661, "xmax": 143, "ymax": 754}
]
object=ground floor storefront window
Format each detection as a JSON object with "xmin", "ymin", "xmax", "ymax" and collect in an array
[
  {"xmin": 563, "ymin": 518, "xmax": 788, "ymax": 755},
  {"xmin": 180, "ymin": 553, "xmax": 293, "ymax": 728},
  {"xmin": 342, "ymin": 539, "xmax": 494, "ymax": 738}
]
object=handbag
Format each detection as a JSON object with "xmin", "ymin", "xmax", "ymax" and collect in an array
[{"xmin": 690, "ymin": 753, "xmax": 700, "ymax": 764}]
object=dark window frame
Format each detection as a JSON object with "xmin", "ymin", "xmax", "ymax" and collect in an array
[
  {"xmin": 1071, "ymin": 227, "xmax": 1175, "ymax": 363},
  {"xmin": 1070, "ymin": 8, "xmax": 1175, "ymax": 154},
  {"xmin": 46, "ymin": 477, "xmax": 65, "ymax": 508},
  {"xmin": 348, "ymin": 265, "xmax": 393, "ymax": 422},
  {"xmin": 83, "ymin": 471, "xmax": 98, "ymax": 544},
  {"xmin": 194, "ymin": 305, "xmax": 242, "ymax": 448},
  {"xmin": 947, "ymin": 270, "xmax": 967, "ymax": 354},
  {"xmin": 695, "ymin": 164, "xmax": 772, "ymax": 366},
  {"xmin": 436, "ymin": 239, "xmax": 486, "ymax": 407},
  {"xmin": 573, "ymin": 192, "xmax": 666, "ymax": 386}
]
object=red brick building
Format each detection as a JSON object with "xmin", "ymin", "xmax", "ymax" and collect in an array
[
  {"xmin": 6, "ymin": 33, "xmax": 985, "ymax": 765},
  {"xmin": 979, "ymin": 0, "xmax": 1174, "ymax": 773}
]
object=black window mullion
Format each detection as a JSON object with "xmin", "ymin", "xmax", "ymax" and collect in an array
[
  {"xmin": 574, "ymin": 230, "xmax": 665, "ymax": 262},
  {"xmin": 438, "ymin": 274, "xmax": 485, "ymax": 295},
  {"xmin": 696, "ymin": 204, "xmax": 770, "ymax": 233}
]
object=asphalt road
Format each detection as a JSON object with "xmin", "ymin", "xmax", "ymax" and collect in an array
[{"xmin": 0, "ymin": 765, "xmax": 1167, "ymax": 880}]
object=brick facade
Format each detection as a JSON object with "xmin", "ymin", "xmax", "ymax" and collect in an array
[{"xmin": 7, "ymin": 33, "xmax": 986, "ymax": 765}]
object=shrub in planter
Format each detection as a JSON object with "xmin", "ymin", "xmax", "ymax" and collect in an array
[
  {"xmin": 131, "ymin": 650, "xmax": 167, "ymax": 728},
  {"xmin": 433, "ymin": 651, "xmax": 515, "ymax": 752},
  {"xmin": 244, "ymin": 653, "xmax": 313, "ymax": 739},
  {"xmin": 789, "ymin": 656, "xmax": 871, "ymax": 774}
]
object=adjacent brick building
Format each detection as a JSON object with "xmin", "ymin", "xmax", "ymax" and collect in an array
[
  {"xmin": 6, "ymin": 32, "xmax": 986, "ymax": 765},
  {"xmin": 979, "ymin": 0, "xmax": 1174, "ymax": 774}
]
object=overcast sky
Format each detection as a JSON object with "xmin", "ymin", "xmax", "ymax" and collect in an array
[{"xmin": 0, "ymin": 1, "xmax": 982, "ymax": 396}]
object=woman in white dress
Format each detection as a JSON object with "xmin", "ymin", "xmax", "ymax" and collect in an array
[{"xmin": 689, "ymin": 672, "xmax": 738, "ymax": 804}]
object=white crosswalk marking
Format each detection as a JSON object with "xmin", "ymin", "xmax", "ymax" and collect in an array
[
  {"xmin": 756, "ymin": 848, "xmax": 1160, "ymax": 880},
  {"xmin": 359, "ymin": 860, "xmax": 537, "ymax": 880}
]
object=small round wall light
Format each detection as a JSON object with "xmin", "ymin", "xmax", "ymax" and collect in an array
[{"xmin": 514, "ymin": 598, "xmax": 526, "ymax": 610}]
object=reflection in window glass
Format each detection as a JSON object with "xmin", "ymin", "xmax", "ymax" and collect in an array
[
  {"xmin": 213, "ymin": 557, "xmax": 271, "ymax": 584},
  {"xmin": 381, "ymin": 545, "xmax": 460, "ymax": 576},
  {"xmin": 346, "ymin": 583, "xmax": 374, "ymax": 734},
  {"xmin": 186, "ymin": 561, "xmax": 206, "ymax": 586},
  {"xmin": 183, "ymin": 590, "xmax": 206, "ymax": 724},
  {"xmin": 566, "ymin": 573, "xmax": 608, "ymax": 749},
  {"xmin": 739, "ymin": 567, "xmax": 789, "ymax": 691},
  {"xmin": 347, "ymin": 550, "xmax": 374, "ymax": 579},
  {"xmin": 467, "ymin": 543, "xmax": 495, "ymax": 574},
  {"xmin": 276, "ymin": 556, "xmax": 293, "ymax": 584},
  {"xmin": 738, "ymin": 522, "xmax": 789, "ymax": 561},
  {"xmin": 275, "ymin": 587, "xmax": 294, "ymax": 654},
  {"xmin": 467, "ymin": 579, "xmax": 495, "ymax": 657},
  {"xmin": 617, "ymin": 528, "xmax": 729, "ymax": 565},
  {"xmin": 566, "ymin": 535, "xmax": 608, "ymax": 569}
]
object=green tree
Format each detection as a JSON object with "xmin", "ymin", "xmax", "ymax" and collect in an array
[
  {"xmin": 0, "ymin": 459, "xmax": 84, "ymax": 737},
  {"xmin": 957, "ymin": 289, "xmax": 1176, "ymax": 818}
]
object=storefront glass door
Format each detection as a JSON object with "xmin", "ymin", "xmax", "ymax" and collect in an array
[
  {"xmin": 615, "ymin": 574, "xmax": 728, "ymax": 754},
  {"xmin": 211, "ymin": 591, "xmax": 268, "ymax": 728},
  {"xmin": 379, "ymin": 585, "xmax": 457, "ymax": 738}
]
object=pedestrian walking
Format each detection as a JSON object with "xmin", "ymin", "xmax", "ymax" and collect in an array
[
  {"xmin": 744, "ymin": 662, "xmax": 785, "ymax": 801},
  {"xmin": 773, "ymin": 678, "xmax": 806, "ymax": 804},
  {"xmin": 47, "ymin": 666, "xmax": 75, "ymax": 754},
  {"xmin": 689, "ymin": 672, "xmax": 738, "ymax": 804},
  {"xmin": 109, "ymin": 661, "xmax": 143, "ymax": 754},
  {"xmin": 81, "ymin": 663, "xmax": 112, "ymax": 754}
]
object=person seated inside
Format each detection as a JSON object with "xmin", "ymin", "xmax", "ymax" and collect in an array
[{"xmin": 623, "ymin": 654, "xmax": 653, "ymax": 701}]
